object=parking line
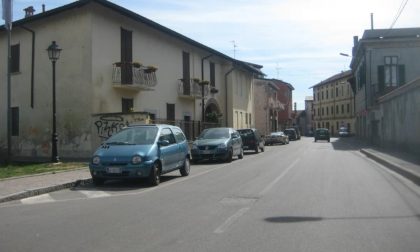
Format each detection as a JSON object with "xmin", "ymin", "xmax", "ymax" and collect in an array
[
  {"xmin": 214, "ymin": 207, "xmax": 250, "ymax": 234},
  {"xmin": 21, "ymin": 193, "xmax": 55, "ymax": 205},
  {"xmin": 259, "ymin": 158, "xmax": 300, "ymax": 196}
]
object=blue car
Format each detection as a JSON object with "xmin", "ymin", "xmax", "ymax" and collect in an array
[
  {"xmin": 89, "ymin": 124, "xmax": 190, "ymax": 186},
  {"xmin": 191, "ymin": 127, "xmax": 243, "ymax": 163}
]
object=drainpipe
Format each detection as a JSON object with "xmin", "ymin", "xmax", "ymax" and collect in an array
[
  {"xmin": 224, "ymin": 66, "xmax": 235, "ymax": 127},
  {"xmin": 21, "ymin": 25, "xmax": 35, "ymax": 108},
  {"xmin": 201, "ymin": 54, "xmax": 212, "ymax": 122}
]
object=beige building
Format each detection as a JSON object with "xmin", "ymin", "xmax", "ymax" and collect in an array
[
  {"xmin": 311, "ymin": 70, "xmax": 355, "ymax": 136},
  {"xmin": 0, "ymin": 0, "xmax": 261, "ymax": 160}
]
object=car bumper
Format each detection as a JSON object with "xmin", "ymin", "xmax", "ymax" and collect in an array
[
  {"xmin": 89, "ymin": 160, "xmax": 154, "ymax": 179},
  {"xmin": 191, "ymin": 149, "xmax": 229, "ymax": 161}
]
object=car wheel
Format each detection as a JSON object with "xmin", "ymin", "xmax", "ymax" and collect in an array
[
  {"xmin": 92, "ymin": 177, "xmax": 104, "ymax": 186},
  {"xmin": 148, "ymin": 162, "xmax": 161, "ymax": 186},
  {"xmin": 238, "ymin": 148, "xmax": 244, "ymax": 159},
  {"xmin": 226, "ymin": 149, "xmax": 233, "ymax": 163},
  {"xmin": 180, "ymin": 157, "xmax": 190, "ymax": 176}
]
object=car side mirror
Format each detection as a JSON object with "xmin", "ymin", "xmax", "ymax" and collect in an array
[{"xmin": 158, "ymin": 140, "xmax": 170, "ymax": 146}]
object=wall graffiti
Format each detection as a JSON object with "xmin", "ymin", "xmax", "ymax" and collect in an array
[
  {"xmin": 94, "ymin": 115, "xmax": 128, "ymax": 140},
  {"xmin": 93, "ymin": 113, "xmax": 149, "ymax": 140}
]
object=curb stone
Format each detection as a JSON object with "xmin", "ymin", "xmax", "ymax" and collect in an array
[
  {"xmin": 360, "ymin": 149, "xmax": 420, "ymax": 186},
  {"xmin": 0, "ymin": 178, "xmax": 92, "ymax": 204}
]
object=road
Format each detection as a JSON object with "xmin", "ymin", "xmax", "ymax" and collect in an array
[{"xmin": 1, "ymin": 137, "xmax": 419, "ymax": 252}]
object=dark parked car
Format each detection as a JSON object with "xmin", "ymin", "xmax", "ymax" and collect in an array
[
  {"xmin": 237, "ymin": 128, "xmax": 265, "ymax": 153},
  {"xmin": 314, "ymin": 128, "xmax": 330, "ymax": 142},
  {"xmin": 284, "ymin": 128, "xmax": 298, "ymax": 141},
  {"xmin": 265, "ymin": 131, "xmax": 289, "ymax": 145},
  {"xmin": 89, "ymin": 124, "xmax": 190, "ymax": 186},
  {"xmin": 191, "ymin": 127, "xmax": 243, "ymax": 163}
]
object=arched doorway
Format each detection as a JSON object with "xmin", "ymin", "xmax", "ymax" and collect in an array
[{"xmin": 204, "ymin": 98, "xmax": 222, "ymax": 124}]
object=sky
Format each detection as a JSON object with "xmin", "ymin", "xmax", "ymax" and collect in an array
[{"xmin": 4, "ymin": 0, "xmax": 420, "ymax": 109}]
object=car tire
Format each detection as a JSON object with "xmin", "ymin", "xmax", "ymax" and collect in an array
[
  {"xmin": 92, "ymin": 177, "xmax": 104, "ymax": 186},
  {"xmin": 180, "ymin": 157, "xmax": 190, "ymax": 176},
  {"xmin": 226, "ymin": 149, "xmax": 233, "ymax": 163},
  {"xmin": 238, "ymin": 148, "xmax": 244, "ymax": 159},
  {"xmin": 148, "ymin": 162, "xmax": 161, "ymax": 186}
]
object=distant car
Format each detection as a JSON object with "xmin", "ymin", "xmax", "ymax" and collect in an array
[
  {"xmin": 89, "ymin": 124, "xmax": 191, "ymax": 186},
  {"xmin": 237, "ymin": 128, "xmax": 265, "ymax": 153},
  {"xmin": 314, "ymin": 128, "xmax": 330, "ymax": 142},
  {"xmin": 284, "ymin": 128, "xmax": 298, "ymax": 141},
  {"xmin": 265, "ymin": 131, "xmax": 289, "ymax": 145},
  {"xmin": 338, "ymin": 127, "xmax": 350, "ymax": 137},
  {"xmin": 292, "ymin": 126, "xmax": 301, "ymax": 140},
  {"xmin": 191, "ymin": 127, "xmax": 243, "ymax": 163}
]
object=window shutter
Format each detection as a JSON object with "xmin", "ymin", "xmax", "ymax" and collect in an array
[
  {"xmin": 377, "ymin": 65, "xmax": 385, "ymax": 93},
  {"xmin": 398, "ymin": 65, "xmax": 405, "ymax": 86}
]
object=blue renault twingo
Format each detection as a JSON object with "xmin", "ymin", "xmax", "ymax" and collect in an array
[{"xmin": 89, "ymin": 124, "xmax": 190, "ymax": 186}]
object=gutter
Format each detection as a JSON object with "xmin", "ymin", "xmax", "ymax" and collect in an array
[
  {"xmin": 201, "ymin": 54, "xmax": 212, "ymax": 121},
  {"xmin": 21, "ymin": 25, "xmax": 35, "ymax": 108}
]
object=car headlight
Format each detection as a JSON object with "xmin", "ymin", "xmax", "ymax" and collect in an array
[
  {"xmin": 92, "ymin": 156, "xmax": 100, "ymax": 165},
  {"xmin": 132, "ymin": 155, "xmax": 142, "ymax": 164},
  {"xmin": 217, "ymin": 143, "xmax": 227, "ymax": 149}
]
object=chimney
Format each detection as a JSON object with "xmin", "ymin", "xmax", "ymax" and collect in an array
[
  {"xmin": 24, "ymin": 6, "xmax": 35, "ymax": 17},
  {"xmin": 42, "ymin": 4, "xmax": 45, "ymax": 13}
]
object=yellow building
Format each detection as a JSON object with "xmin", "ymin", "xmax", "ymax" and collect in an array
[{"xmin": 311, "ymin": 71, "xmax": 355, "ymax": 136}]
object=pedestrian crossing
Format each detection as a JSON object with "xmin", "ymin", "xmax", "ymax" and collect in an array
[{"xmin": 19, "ymin": 190, "xmax": 113, "ymax": 205}]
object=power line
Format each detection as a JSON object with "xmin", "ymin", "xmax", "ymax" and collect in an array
[{"xmin": 389, "ymin": 0, "xmax": 409, "ymax": 29}]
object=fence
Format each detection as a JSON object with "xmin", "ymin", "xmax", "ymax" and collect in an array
[{"xmin": 151, "ymin": 118, "xmax": 221, "ymax": 141}]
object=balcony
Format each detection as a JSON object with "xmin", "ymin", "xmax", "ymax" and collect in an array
[
  {"xmin": 112, "ymin": 62, "xmax": 158, "ymax": 91},
  {"xmin": 177, "ymin": 79, "xmax": 209, "ymax": 99},
  {"xmin": 268, "ymin": 98, "xmax": 285, "ymax": 110}
]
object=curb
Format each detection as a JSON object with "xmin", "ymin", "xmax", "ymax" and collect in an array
[
  {"xmin": 0, "ymin": 178, "xmax": 92, "ymax": 204},
  {"xmin": 360, "ymin": 149, "xmax": 420, "ymax": 186}
]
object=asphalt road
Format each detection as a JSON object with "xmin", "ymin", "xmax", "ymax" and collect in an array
[{"xmin": 1, "ymin": 137, "xmax": 419, "ymax": 252}]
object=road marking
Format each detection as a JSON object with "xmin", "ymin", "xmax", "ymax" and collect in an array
[
  {"xmin": 259, "ymin": 158, "xmax": 300, "ymax": 196},
  {"xmin": 21, "ymin": 193, "xmax": 55, "ymax": 205},
  {"xmin": 214, "ymin": 207, "xmax": 250, "ymax": 234},
  {"xmin": 78, "ymin": 190, "xmax": 111, "ymax": 198}
]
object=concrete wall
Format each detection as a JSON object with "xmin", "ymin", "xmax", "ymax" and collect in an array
[{"xmin": 376, "ymin": 78, "xmax": 420, "ymax": 155}]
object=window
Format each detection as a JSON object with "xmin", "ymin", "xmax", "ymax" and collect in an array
[
  {"xmin": 172, "ymin": 128, "xmax": 186, "ymax": 143},
  {"xmin": 322, "ymin": 108, "xmax": 324, "ymax": 116},
  {"xmin": 122, "ymin": 98, "xmax": 133, "ymax": 113},
  {"xmin": 322, "ymin": 92, "xmax": 324, "ymax": 100},
  {"xmin": 336, "ymin": 87, "xmax": 338, "ymax": 97},
  {"xmin": 11, "ymin": 44, "xmax": 20, "ymax": 73},
  {"xmin": 210, "ymin": 62, "xmax": 215, "ymax": 87},
  {"xmin": 182, "ymin": 51, "xmax": 190, "ymax": 95},
  {"xmin": 160, "ymin": 128, "xmax": 176, "ymax": 145},
  {"xmin": 11, "ymin": 107, "xmax": 19, "ymax": 136},
  {"xmin": 341, "ymin": 104, "xmax": 344, "ymax": 114},
  {"xmin": 166, "ymin": 103, "xmax": 175, "ymax": 122},
  {"xmin": 249, "ymin": 113, "xmax": 252, "ymax": 125},
  {"xmin": 120, "ymin": 28, "xmax": 132, "ymax": 84},
  {"xmin": 331, "ymin": 106, "xmax": 334, "ymax": 115},
  {"xmin": 326, "ymin": 107, "xmax": 329, "ymax": 115},
  {"xmin": 326, "ymin": 90, "xmax": 329, "ymax": 99},
  {"xmin": 384, "ymin": 56, "xmax": 398, "ymax": 87},
  {"xmin": 347, "ymin": 104, "xmax": 350, "ymax": 113},
  {"xmin": 336, "ymin": 105, "xmax": 339, "ymax": 115}
]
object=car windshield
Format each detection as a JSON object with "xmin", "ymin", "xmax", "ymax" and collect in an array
[
  {"xmin": 339, "ymin": 127, "xmax": 348, "ymax": 132},
  {"xmin": 105, "ymin": 126, "xmax": 158, "ymax": 145},
  {"xmin": 270, "ymin": 132, "xmax": 281, "ymax": 136},
  {"xmin": 199, "ymin": 128, "xmax": 230, "ymax": 139}
]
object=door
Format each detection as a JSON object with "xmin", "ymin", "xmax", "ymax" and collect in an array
[
  {"xmin": 182, "ymin": 51, "xmax": 190, "ymax": 95},
  {"xmin": 159, "ymin": 128, "xmax": 179, "ymax": 171},
  {"xmin": 121, "ymin": 28, "xmax": 132, "ymax": 84}
]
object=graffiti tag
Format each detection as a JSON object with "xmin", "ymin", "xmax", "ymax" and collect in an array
[{"xmin": 94, "ymin": 115, "xmax": 128, "ymax": 140}]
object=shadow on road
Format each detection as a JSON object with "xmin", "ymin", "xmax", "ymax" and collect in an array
[
  {"xmin": 264, "ymin": 214, "xmax": 420, "ymax": 223},
  {"xmin": 330, "ymin": 137, "xmax": 369, "ymax": 151}
]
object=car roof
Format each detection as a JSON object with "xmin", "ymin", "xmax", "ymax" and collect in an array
[{"xmin": 126, "ymin": 124, "xmax": 180, "ymax": 129}]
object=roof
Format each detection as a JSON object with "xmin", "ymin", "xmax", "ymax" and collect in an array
[
  {"xmin": 0, "ymin": 0, "xmax": 262, "ymax": 75},
  {"xmin": 361, "ymin": 27, "xmax": 420, "ymax": 40},
  {"xmin": 309, "ymin": 70, "xmax": 352, "ymax": 89},
  {"xmin": 267, "ymin": 79, "xmax": 295, "ymax": 91}
]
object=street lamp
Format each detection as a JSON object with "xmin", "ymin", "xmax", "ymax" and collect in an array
[{"xmin": 47, "ymin": 41, "xmax": 62, "ymax": 163}]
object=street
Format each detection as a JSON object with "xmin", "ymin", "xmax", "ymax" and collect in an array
[{"xmin": 1, "ymin": 137, "xmax": 419, "ymax": 252}]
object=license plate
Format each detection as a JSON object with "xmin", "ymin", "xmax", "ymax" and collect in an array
[
  {"xmin": 106, "ymin": 167, "xmax": 122, "ymax": 174},
  {"xmin": 243, "ymin": 145, "xmax": 249, "ymax": 149},
  {"xmin": 201, "ymin": 150, "xmax": 213, "ymax": 154}
]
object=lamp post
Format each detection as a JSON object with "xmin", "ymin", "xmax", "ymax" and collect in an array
[{"xmin": 47, "ymin": 41, "xmax": 62, "ymax": 163}]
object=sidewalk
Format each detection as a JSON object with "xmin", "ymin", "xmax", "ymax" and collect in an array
[
  {"xmin": 0, "ymin": 168, "xmax": 92, "ymax": 203},
  {"xmin": 360, "ymin": 147, "xmax": 420, "ymax": 186},
  {"xmin": 1, "ymin": 146, "xmax": 419, "ymax": 204}
]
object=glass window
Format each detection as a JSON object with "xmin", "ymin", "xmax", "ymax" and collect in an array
[
  {"xmin": 172, "ymin": 128, "xmax": 186, "ymax": 143},
  {"xmin": 385, "ymin": 56, "xmax": 398, "ymax": 87},
  {"xmin": 160, "ymin": 128, "xmax": 176, "ymax": 144}
]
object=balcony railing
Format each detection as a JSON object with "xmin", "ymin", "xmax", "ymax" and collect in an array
[
  {"xmin": 112, "ymin": 62, "xmax": 158, "ymax": 91},
  {"xmin": 268, "ymin": 98, "xmax": 285, "ymax": 110},
  {"xmin": 177, "ymin": 79, "xmax": 209, "ymax": 99}
]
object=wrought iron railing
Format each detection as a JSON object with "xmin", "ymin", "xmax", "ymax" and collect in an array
[
  {"xmin": 112, "ymin": 62, "xmax": 157, "ymax": 89},
  {"xmin": 177, "ymin": 79, "xmax": 209, "ymax": 98}
]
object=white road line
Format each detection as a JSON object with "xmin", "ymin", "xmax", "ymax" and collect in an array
[
  {"xmin": 259, "ymin": 158, "xmax": 300, "ymax": 196},
  {"xmin": 214, "ymin": 207, "xmax": 250, "ymax": 234},
  {"xmin": 78, "ymin": 190, "xmax": 111, "ymax": 198},
  {"xmin": 21, "ymin": 194, "xmax": 55, "ymax": 205}
]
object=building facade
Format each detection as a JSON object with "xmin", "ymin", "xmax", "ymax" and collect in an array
[
  {"xmin": 311, "ymin": 70, "xmax": 355, "ymax": 136},
  {"xmin": 271, "ymin": 79, "xmax": 294, "ymax": 130},
  {"xmin": 304, "ymin": 96, "xmax": 314, "ymax": 136},
  {"xmin": 350, "ymin": 28, "xmax": 420, "ymax": 153},
  {"xmin": 0, "ymin": 0, "xmax": 261, "ymax": 161}
]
